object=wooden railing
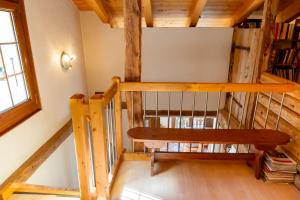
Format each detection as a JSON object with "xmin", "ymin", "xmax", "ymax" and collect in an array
[
  {"xmin": 0, "ymin": 121, "xmax": 77, "ymax": 200},
  {"xmin": 70, "ymin": 77, "xmax": 122, "ymax": 200},
  {"xmin": 70, "ymin": 77, "xmax": 296, "ymax": 200}
]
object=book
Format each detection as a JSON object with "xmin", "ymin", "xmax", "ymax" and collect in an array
[{"xmin": 263, "ymin": 150, "xmax": 297, "ymax": 183}]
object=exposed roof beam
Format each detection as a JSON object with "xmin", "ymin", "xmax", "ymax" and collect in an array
[
  {"xmin": 189, "ymin": 0, "xmax": 208, "ymax": 27},
  {"xmin": 276, "ymin": 0, "xmax": 300, "ymax": 23},
  {"xmin": 143, "ymin": 0, "xmax": 153, "ymax": 27},
  {"xmin": 230, "ymin": 0, "xmax": 264, "ymax": 27},
  {"xmin": 197, "ymin": 18, "xmax": 232, "ymax": 27},
  {"xmin": 86, "ymin": 0, "xmax": 111, "ymax": 23}
]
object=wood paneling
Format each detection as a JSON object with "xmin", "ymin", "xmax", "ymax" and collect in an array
[
  {"xmin": 256, "ymin": 73, "xmax": 300, "ymax": 163},
  {"xmin": 72, "ymin": 0, "xmax": 299, "ymax": 27}
]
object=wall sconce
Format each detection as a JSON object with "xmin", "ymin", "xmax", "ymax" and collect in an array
[{"xmin": 61, "ymin": 51, "xmax": 76, "ymax": 70}]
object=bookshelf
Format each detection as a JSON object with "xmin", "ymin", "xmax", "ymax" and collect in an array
[{"xmin": 269, "ymin": 19, "xmax": 300, "ymax": 82}]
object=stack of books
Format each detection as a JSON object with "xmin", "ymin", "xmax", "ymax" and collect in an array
[
  {"xmin": 263, "ymin": 150, "xmax": 297, "ymax": 183},
  {"xmin": 273, "ymin": 49, "xmax": 296, "ymax": 65},
  {"xmin": 274, "ymin": 23, "xmax": 295, "ymax": 40}
]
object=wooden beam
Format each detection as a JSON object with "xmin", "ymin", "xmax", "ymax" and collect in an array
[
  {"xmin": 276, "ymin": 0, "xmax": 300, "ymax": 23},
  {"xmin": 189, "ymin": 0, "xmax": 207, "ymax": 27},
  {"xmin": 70, "ymin": 95, "xmax": 93, "ymax": 200},
  {"xmin": 257, "ymin": 0, "xmax": 279, "ymax": 74},
  {"xmin": 230, "ymin": 0, "xmax": 265, "ymax": 26},
  {"xmin": 143, "ymin": 0, "xmax": 153, "ymax": 27},
  {"xmin": 0, "ymin": 121, "xmax": 73, "ymax": 200},
  {"xmin": 124, "ymin": 0, "xmax": 144, "ymax": 146},
  {"xmin": 11, "ymin": 183, "xmax": 80, "ymax": 197},
  {"xmin": 86, "ymin": 0, "xmax": 110, "ymax": 23},
  {"xmin": 197, "ymin": 18, "xmax": 233, "ymax": 27}
]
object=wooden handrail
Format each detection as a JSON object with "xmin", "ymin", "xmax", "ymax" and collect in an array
[
  {"xmin": 120, "ymin": 82, "xmax": 295, "ymax": 92},
  {"xmin": 11, "ymin": 183, "xmax": 80, "ymax": 197},
  {"xmin": 0, "ymin": 120, "xmax": 73, "ymax": 200}
]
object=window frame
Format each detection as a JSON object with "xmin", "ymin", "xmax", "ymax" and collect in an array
[{"xmin": 0, "ymin": 0, "xmax": 41, "ymax": 136}]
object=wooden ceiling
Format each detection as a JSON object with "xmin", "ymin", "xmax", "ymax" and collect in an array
[{"xmin": 72, "ymin": 0, "xmax": 300, "ymax": 28}]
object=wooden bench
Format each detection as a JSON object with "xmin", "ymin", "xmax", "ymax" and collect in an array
[{"xmin": 128, "ymin": 127, "xmax": 291, "ymax": 179}]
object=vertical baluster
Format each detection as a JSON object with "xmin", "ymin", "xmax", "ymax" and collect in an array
[
  {"xmin": 143, "ymin": 92, "xmax": 147, "ymax": 153},
  {"xmin": 201, "ymin": 92, "xmax": 208, "ymax": 153},
  {"xmin": 275, "ymin": 93, "xmax": 285, "ymax": 130},
  {"xmin": 190, "ymin": 92, "xmax": 196, "ymax": 152},
  {"xmin": 111, "ymin": 100, "xmax": 116, "ymax": 165},
  {"xmin": 227, "ymin": 92, "xmax": 234, "ymax": 129},
  {"xmin": 251, "ymin": 92, "xmax": 260, "ymax": 129},
  {"xmin": 131, "ymin": 91, "xmax": 134, "ymax": 152},
  {"xmin": 264, "ymin": 92, "xmax": 273, "ymax": 128},
  {"xmin": 236, "ymin": 92, "xmax": 246, "ymax": 153},
  {"xmin": 226, "ymin": 92, "xmax": 234, "ymax": 154},
  {"xmin": 213, "ymin": 91, "xmax": 221, "ymax": 153},
  {"xmin": 143, "ymin": 92, "xmax": 146, "ymax": 126},
  {"xmin": 178, "ymin": 91, "xmax": 184, "ymax": 152},
  {"xmin": 249, "ymin": 92, "xmax": 260, "ymax": 152},
  {"xmin": 167, "ymin": 92, "xmax": 171, "ymax": 152},
  {"xmin": 106, "ymin": 106, "xmax": 112, "ymax": 174},
  {"xmin": 111, "ymin": 99, "xmax": 117, "ymax": 161},
  {"xmin": 156, "ymin": 91, "xmax": 159, "ymax": 128}
]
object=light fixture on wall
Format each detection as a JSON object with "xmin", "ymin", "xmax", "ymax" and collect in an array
[{"xmin": 61, "ymin": 51, "xmax": 76, "ymax": 70}]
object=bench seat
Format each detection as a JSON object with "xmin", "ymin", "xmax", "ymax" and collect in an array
[{"xmin": 128, "ymin": 127, "xmax": 291, "ymax": 179}]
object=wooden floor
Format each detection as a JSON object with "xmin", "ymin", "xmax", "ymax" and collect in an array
[
  {"xmin": 111, "ymin": 160, "xmax": 300, "ymax": 200},
  {"xmin": 10, "ymin": 194, "xmax": 79, "ymax": 200}
]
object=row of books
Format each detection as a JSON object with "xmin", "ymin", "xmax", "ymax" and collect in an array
[
  {"xmin": 263, "ymin": 150, "xmax": 297, "ymax": 183},
  {"xmin": 274, "ymin": 23, "xmax": 295, "ymax": 40},
  {"xmin": 273, "ymin": 49, "xmax": 297, "ymax": 65}
]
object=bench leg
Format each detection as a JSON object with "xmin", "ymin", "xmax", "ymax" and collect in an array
[
  {"xmin": 150, "ymin": 149, "xmax": 156, "ymax": 176},
  {"xmin": 254, "ymin": 150, "xmax": 264, "ymax": 179}
]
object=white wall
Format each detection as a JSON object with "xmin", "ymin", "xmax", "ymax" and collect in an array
[
  {"xmin": 0, "ymin": 0, "xmax": 87, "ymax": 188},
  {"xmin": 80, "ymin": 12, "xmax": 233, "ymax": 96},
  {"xmin": 80, "ymin": 12, "xmax": 233, "ymax": 151}
]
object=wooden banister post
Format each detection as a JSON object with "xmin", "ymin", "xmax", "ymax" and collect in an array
[
  {"xmin": 70, "ymin": 94, "xmax": 93, "ymax": 200},
  {"xmin": 112, "ymin": 77, "xmax": 123, "ymax": 158},
  {"xmin": 89, "ymin": 95, "xmax": 109, "ymax": 199}
]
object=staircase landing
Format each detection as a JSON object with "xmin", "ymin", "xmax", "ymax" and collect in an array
[{"xmin": 111, "ymin": 160, "xmax": 300, "ymax": 200}]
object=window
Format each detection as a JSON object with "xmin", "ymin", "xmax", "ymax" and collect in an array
[{"xmin": 0, "ymin": 0, "xmax": 41, "ymax": 136}]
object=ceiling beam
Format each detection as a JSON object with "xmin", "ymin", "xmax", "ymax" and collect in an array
[
  {"xmin": 189, "ymin": 0, "xmax": 208, "ymax": 27},
  {"xmin": 143, "ymin": 0, "xmax": 153, "ymax": 27},
  {"xmin": 230, "ymin": 0, "xmax": 264, "ymax": 27},
  {"xmin": 86, "ymin": 0, "xmax": 111, "ymax": 23},
  {"xmin": 276, "ymin": 0, "xmax": 300, "ymax": 23},
  {"xmin": 197, "ymin": 18, "xmax": 232, "ymax": 27}
]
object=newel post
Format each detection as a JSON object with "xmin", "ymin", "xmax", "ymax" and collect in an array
[
  {"xmin": 70, "ymin": 94, "xmax": 93, "ymax": 200},
  {"xmin": 112, "ymin": 77, "xmax": 123, "ymax": 159},
  {"xmin": 89, "ymin": 95, "xmax": 109, "ymax": 199}
]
